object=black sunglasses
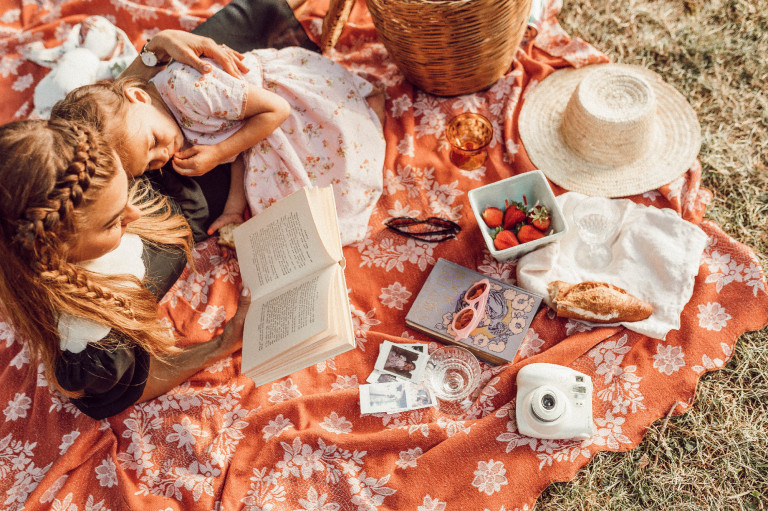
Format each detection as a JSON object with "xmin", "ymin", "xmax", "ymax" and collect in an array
[{"xmin": 385, "ymin": 216, "xmax": 461, "ymax": 242}]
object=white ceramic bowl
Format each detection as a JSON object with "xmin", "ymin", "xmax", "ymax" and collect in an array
[{"xmin": 468, "ymin": 170, "xmax": 568, "ymax": 261}]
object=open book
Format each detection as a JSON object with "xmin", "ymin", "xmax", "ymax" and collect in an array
[{"xmin": 233, "ymin": 187, "xmax": 354, "ymax": 387}]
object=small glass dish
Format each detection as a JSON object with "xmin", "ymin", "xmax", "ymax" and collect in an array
[
  {"xmin": 424, "ymin": 346, "xmax": 481, "ymax": 415},
  {"xmin": 446, "ymin": 113, "xmax": 493, "ymax": 170}
]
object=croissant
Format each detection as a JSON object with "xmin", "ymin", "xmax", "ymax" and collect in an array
[{"xmin": 547, "ymin": 280, "xmax": 653, "ymax": 323}]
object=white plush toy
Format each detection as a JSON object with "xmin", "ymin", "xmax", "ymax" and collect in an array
[{"xmin": 24, "ymin": 16, "xmax": 138, "ymax": 119}]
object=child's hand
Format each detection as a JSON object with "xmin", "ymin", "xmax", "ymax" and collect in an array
[
  {"xmin": 210, "ymin": 214, "xmax": 243, "ymax": 258},
  {"xmin": 172, "ymin": 145, "xmax": 222, "ymax": 176},
  {"xmin": 208, "ymin": 213, "xmax": 244, "ymax": 237}
]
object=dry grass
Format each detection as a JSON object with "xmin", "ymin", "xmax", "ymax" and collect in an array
[{"xmin": 535, "ymin": 0, "xmax": 768, "ymax": 509}]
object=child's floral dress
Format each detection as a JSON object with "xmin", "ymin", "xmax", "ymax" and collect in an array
[{"xmin": 152, "ymin": 47, "xmax": 385, "ymax": 245}]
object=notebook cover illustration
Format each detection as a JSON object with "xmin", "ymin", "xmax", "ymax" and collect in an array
[{"xmin": 405, "ymin": 258, "xmax": 543, "ymax": 365}]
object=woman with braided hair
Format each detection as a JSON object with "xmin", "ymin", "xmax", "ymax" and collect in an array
[
  {"xmin": 0, "ymin": 119, "xmax": 250, "ymax": 419},
  {"xmin": 0, "ymin": 0, "xmax": 319, "ymax": 419}
]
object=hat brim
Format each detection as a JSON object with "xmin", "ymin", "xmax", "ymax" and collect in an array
[{"xmin": 519, "ymin": 63, "xmax": 701, "ymax": 197}]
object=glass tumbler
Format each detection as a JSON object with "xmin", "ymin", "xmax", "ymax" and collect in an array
[
  {"xmin": 572, "ymin": 196, "xmax": 621, "ymax": 268},
  {"xmin": 424, "ymin": 346, "xmax": 481, "ymax": 415},
  {"xmin": 446, "ymin": 113, "xmax": 493, "ymax": 170}
]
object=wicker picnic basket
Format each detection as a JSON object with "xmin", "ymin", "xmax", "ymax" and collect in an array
[{"xmin": 366, "ymin": 0, "xmax": 532, "ymax": 96}]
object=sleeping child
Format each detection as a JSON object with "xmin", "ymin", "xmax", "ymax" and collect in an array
[{"xmin": 52, "ymin": 46, "xmax": 386, "ymax": 246}]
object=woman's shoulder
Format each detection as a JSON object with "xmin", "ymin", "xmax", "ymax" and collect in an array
[
  {"xmin": 55, "ymin": 339, "xmax": 150, "ymax": 419},
  {"xmin": 56, "ymin": 339, "xmax": 145, "ymax": 387}
]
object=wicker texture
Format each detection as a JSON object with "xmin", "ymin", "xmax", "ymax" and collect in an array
[
  {"xmin": 519, "ymin": 64, "xmax": 701, "ymax": 197},
  {"xmin": 321, "ymin": 0, "xmax": 356, "ymax": 51},
  {"xmin": 366, "ymin": 0, "xmax": 532, "ymax": 96}
]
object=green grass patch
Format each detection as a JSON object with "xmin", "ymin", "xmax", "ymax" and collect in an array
[{"xmin": 535, "ymin": 1, "xmax": 768, "ymax": 508}]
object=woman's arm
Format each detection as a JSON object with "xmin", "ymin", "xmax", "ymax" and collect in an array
[
  {"xmin": 171, "ymin": 83, "xmax": 291, "ymax": 176},
  {"xmin": 138, "ymin": 287, "xmax": 250, "ymax": 401},
  {"xmin": 121, "ymin": 30, "xmax": 249, "ymax": 82}
]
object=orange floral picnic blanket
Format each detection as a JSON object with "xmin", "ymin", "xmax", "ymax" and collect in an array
[{"xmin": 1, "ymin": 0, "xmax": 767, "ymax": 509}]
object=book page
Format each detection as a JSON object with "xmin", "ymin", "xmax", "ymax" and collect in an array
[
  {"xmin": 234, "ymin": 187, "xmax": 340, "ymax": 299},
  {"xmin": 241, "ymin": 263, "xmax": 338, "ymax": 372},
  {"xmin": 242, "ymin": 262, "xmax": 354, "ymax": 386}
]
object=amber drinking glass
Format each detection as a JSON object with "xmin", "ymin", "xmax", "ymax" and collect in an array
[{"xmin": 446, "ymin": 113, "xmax": 494, "ymax": 170}]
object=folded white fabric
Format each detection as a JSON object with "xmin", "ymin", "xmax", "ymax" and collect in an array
[{"xmin": 516, "ymin": 192, "xmax": 708, "ymax": 339}]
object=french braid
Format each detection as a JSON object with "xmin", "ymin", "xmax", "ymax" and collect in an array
[
  {"xmin": 13, "ymin": 124, "xmax": 93, "ymax": 253},
  {"xmin": 40, "ymin": 264, "xmax": 135, "ymax": 315},
  {"xmin": 1, "ymin": 119, "xmax": 189, "ymax": 398},
  {"xmin": 11, "ymin": 123, "xmax": 136, "ymax": 315}
]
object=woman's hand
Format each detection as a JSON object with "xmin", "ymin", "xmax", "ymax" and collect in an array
[
  {"xmin": 215, "ymin": 287, "xmax": 251, "ymax": 359},
  {"xmin": 145, "ymin": 30, "xmax": 249, "ymax": 77},
  {"xmin": 138, "ymin": 287, "xmax": 250, "ymax": 403},
  {"xmin": 121, "ymin": 30, "xmax": 248, "ymax": 81}
]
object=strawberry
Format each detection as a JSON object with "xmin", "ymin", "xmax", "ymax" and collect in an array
[
  {"xmin": 481, "ymin": 206, "xmax": 503, "ymax": 228},
  {"xmin": 517, "ymin": 224, "xmax": 546, "ymax": 244},
  {"xmin": 493, "ymin": 229, "xmax": 519, "ymax": 250},
  {"xmin": 527, "ymin": 204, "xmax": 551, "ymax": 232},
  {"xmin": 502, "ymin": 201, "xmax": 527, "ymax": 229}
]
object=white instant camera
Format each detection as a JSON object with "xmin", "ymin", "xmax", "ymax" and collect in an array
[{"xmin": 515, "ymin": 363, "xmax": 595, "ymax": 440}]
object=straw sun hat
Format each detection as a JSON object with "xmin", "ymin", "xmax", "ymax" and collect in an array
[{"xmin": 519, "ymin": 63, "xmax": 701, "ymax": 197}]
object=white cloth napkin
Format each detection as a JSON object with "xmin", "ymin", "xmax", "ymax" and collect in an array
[{"xmin": 516, "ymin": 192, "xmax": 708, "ymax": 339}]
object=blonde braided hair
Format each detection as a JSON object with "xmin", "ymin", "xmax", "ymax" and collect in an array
[
  {"xmin": 12, "ymin": 123, "xmax": 94, "ymax": 254},
  {"xmin": 50, "ymin": 76, "xmax": 149, "ymax": 167},
  {"xmin": 0, "ymin": 119, "xmax": 191, "ymax": 394}
]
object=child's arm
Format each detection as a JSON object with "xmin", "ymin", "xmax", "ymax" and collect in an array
[
  {"xmin": 207, "ymin": 156, "xmax": 247, "ymax": 236},
  {"xmin": 171, "ymin": 84, "xmax": 291, "ymax": 177}
]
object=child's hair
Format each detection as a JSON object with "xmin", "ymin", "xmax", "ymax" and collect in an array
[
  {"xmin": 51, "ymin": 76, "xmax": 150, "ymax": 166},
  {"xmin": 0, "ymin": 119, "xmax": 191, "ymax": 394}
]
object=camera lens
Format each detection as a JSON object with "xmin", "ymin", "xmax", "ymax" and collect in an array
[{"xmin": 530, "ymin": 386, "xmax": 566, "ymax": 423}]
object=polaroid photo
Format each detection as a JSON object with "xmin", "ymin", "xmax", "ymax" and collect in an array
[
  {"xmin": 374, "ymin": 341, "xmax": 429, "ymax": 383},
  {"xmin": 359, "ymin": 382, "xmax": 436, "ymax": 415},
  {"xmin": 401, "ymin": 343, "xmax": 426, "ymax": 353},
  {"xmin": 359, "ymin": 382, "xmax": 409, "ymax": 414},
  {"xmin": 403, "ymin": 383, "xmax": 436, "ymax": 411},
  {"xmin": 366, "ymin": 369, "xmax": 400, "ymax": 384}
]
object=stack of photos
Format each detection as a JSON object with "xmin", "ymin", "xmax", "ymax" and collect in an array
[{"xmin": 359, "ymin": 341, "xmax": 435, "ymax": 415}]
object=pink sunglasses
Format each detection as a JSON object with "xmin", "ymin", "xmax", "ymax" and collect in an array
[{"xmin": 451, "ymin": 279, "xmax": 490, "ymax": 342}]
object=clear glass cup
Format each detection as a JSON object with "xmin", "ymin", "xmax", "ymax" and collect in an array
[
  {"xmin": 424, "ymin": 346, "xmax": 481, "ymax": 415},
  {"xmin": 572, "ymin": 196, "xmax": 620, "ymax": 268},
  {"xmin": 446, "ymin": 113, "xmax": 493, "ymax": 171}
]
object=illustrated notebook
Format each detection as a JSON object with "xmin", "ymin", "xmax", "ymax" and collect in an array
[{"xmin": 405, "ymin": 258, "xmax": 543, "ymax": 365}]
